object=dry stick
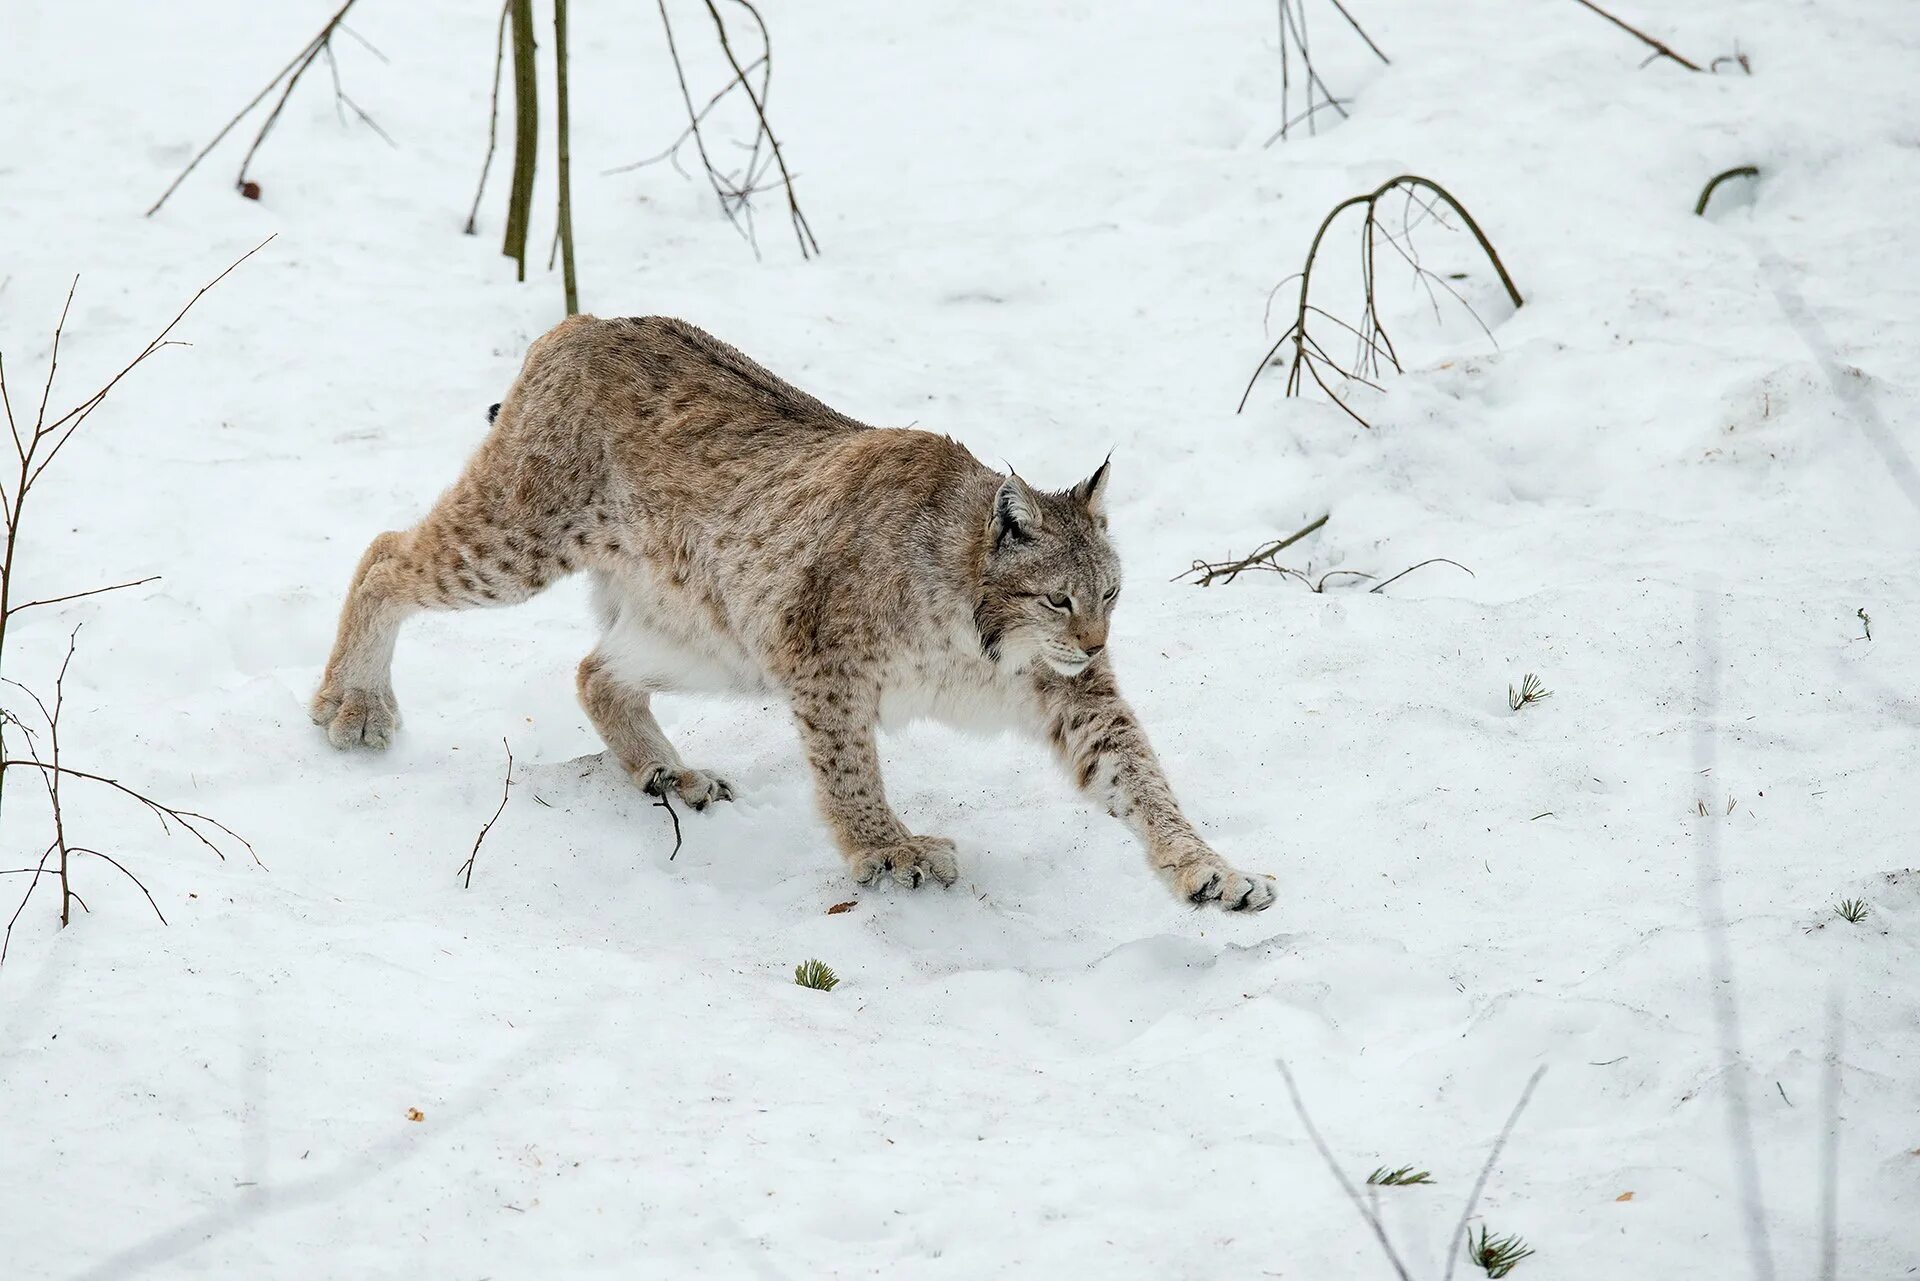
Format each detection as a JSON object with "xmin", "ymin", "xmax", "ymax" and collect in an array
[
  {"xmin": 1695, "ymin": 165, "xmax": 1760, "ymax": 217},
  {"xmin": 145, "ymin": 0, "xmax": 360, "ymax": 215},
  {"xmin": 1175, "ymin": 513, "xmax": 1329, "ymax": 586},
  {"xmin": 1238, "ymin": 175, "xmax": 1522, "ymax": 418},
  {"xmin": 553, "ymin": 0, "xmax": 579, "ymax": 315},
  {"xmin": 1324, "ymin": 0, "xmax": 1390, "ymax": 64},
  {"xmin": 7, "ymin": 576, "xmax": 160, "ymax": 617},
  {"xmin": 656, "ymin": 0, "xmax": 752, "ymax": 246},
  {"xmin": 464, "ymin": 0, "xmax": 512, "ymax": 235},
  {"xmin": 723, "ymin": 0, "xmax": 780, "ymax": 197},
  {"xmin": 1567, "ymin": 0, "xmax": 1704, "ymax": 71},
  {"xmin": 458, "ymin": 739, "xmax": 514, "ymax": 888},
  {"xmin": 502, "ymin": 0, "xmax": 539, "ymax": 281},
  {"xmin": 656, "ymin": 789, "xmax": 685, "ymax": 860},
  {"xmin": 1275, "ymin": 1060, "xmax": 1414, "ymax": 1281},
  {"xmin": 601, "ymin": 52, "xmax": 769, "ymax": 176},
  {"xmin": 1, "ymin": 840, "xmax": 56, "ymax": 964},
  {"xmin": 1441, "ymin": 1065, "xmax": 1548, "ymax": 1281},
  {"xmin": 1369, "ymin": 557, "xmax": 1474, "ymax": 593},
  {"xmin": 0, "ymin": 239, "xmax": 273, "ymax": 826},
  {"xmin": 701, "ymin": 0, "xmax": 818, "ymax": 258}
]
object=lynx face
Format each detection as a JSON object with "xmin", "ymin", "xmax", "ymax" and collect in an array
[{"xmin": 975, "ymin": 461, "xmax": 1121, "ymax": 677}]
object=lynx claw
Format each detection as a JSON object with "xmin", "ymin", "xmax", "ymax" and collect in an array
[
  {"xmin": 639, "ymin": 765, "xmax": 735, "ymax": 810},
  {"xmin": 849, "ymin": 836, "xmax": 959, "ymax": 889},
  {"xmin": 1175, "ymin": 861, "xmax": 1278, "ymax": 913}
]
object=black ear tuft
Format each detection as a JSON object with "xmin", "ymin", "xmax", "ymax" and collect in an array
[
  {"xmin": 1074, "ymin": 455, "xmax": 1111, "ymax": 518},
  {"xmin": 487, "ymin": 402, "xmax": 502, "ymax": 424},
  {"xmin": 990, "ymin": 474, "xmax": 1043, "ymax": 549}
]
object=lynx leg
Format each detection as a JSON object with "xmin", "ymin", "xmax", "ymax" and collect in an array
[
  {"xmin": 576, "ymin": 653, "xmax": 733, "ymax": 809},
  {"xmin": 1037, "ymin": 663, "xmax": 1277, "ymax": 912},
  {"xmin": 789, "ymin": 682, "xmax": 958, "ymax": 889},
  {"xmin": 312, "ymin": 492, "xmax": 573, "ymax": 749}
]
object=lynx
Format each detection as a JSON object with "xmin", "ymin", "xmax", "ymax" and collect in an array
[{"xmin": 312, "ymin": 316, "xmax": 1276, "ymax": 912}]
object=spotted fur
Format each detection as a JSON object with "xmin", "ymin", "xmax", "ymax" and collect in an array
[{"xmin": 312, "ymin": 315, "xmax": 1276, "ymax": 910}]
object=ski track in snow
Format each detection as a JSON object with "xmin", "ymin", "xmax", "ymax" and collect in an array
[{"xmin": 3, "ymin": 1, "xmax": 1917, "ymax": 1276}]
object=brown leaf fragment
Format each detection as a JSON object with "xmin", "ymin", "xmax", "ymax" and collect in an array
[{"xmin": 826, "ymin": 900, "xmax": 857, "ymax": 915}]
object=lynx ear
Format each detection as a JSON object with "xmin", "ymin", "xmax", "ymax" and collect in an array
[
  {"xmin": 990, "ymin": 473, "xmax": 1043, "ymax": 548},
  {"xmin": 1073, "ymin": 455, "xmax": 1111, "ymax": 519}
]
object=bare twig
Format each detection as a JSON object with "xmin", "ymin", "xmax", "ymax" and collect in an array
[
  {"xmin": 1276, "ymin": 1060, "xmax": 1415, "ymax": 1281},
  {"xmin": 146, "ymin": 0, "xmax": 371, "ymax": 215},
  {"xmin": 656, "ymin": 788, "xmax": 685, "ymax": 860},
  {"xmin": 1267, "ymin": 0, "xmax": 1385, "ymax": 146},
  {"xmin": 1239, "ymin": 175, "xmax": 1522, "ymax": 421},
  {"xmin": 2, "ymin": 240, "xmax": 271, "ymax": 830},
  {"xmin": 1442, "ymin": 1066, "xmax": 1548, "ymax": 1281},
  {"xmin": 465, "ymin": 0, "xmax": 512, "ymax": 235},
  {"xmin": 458, "ymin": 739, "xmax": 514, "ymax": 888},
  {"xmin": 705, "ymin": 0, "xmax": 815, "ymax": 257},
  {"xmin": 1175, "ymin": 514, "xmax": 1329, "ymax": 586},
  {"xmin": 6, "ymin": 575, "xmax": 161, "ymax": 617},
  {"xmin": 1, "ymin": 249, "xmax": 264, "ymax": 961},
  {"xmin": 1567, "ymin": 0, "xmax": 1704, "ymax": 71},
  {"xmin": 640, "ymin": 0, "xmax": 817, "ymax": 258},
  {"xmin": 1370, "ymin": 558, "xmax": 1474, "ymax": 593},
  {"xmin": 1695, "ymin": 166, "xmax": 1759, "ymax": 217}
]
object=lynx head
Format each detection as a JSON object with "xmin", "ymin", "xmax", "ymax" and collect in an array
[{"xmin": 975, "ymin": 459, "xmax": 1120, "ymax": 677}]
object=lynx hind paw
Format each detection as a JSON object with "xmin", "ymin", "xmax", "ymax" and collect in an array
[
  {"xmin": 638, "ymin": 765, "xmax": 735, "ymax": 811},
  {"xmin": 1177, "ymin": 862, "xmax": 1278, "ymax": 913},
  {"xmin": 849, "ymin": 837, "xmax": 959, "ymax": 889}
]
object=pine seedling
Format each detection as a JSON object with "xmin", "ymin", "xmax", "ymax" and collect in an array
[
  {"xmin": 1508, "ymin": 673, "xmax": 1551, "ymax": 712},
  {"xmin": 794, "ymin": 959, "xmax": 840, "ymax": 991},
  {"xmin": 1367, "ymin": 1165, "xmax": 1434, "ymax": 1186},
  {"xmin": 1835, "ymin": 899, "xmax": 1870, "ymax": 924},
  {"xmin": 1468, "ymin": 1225, "xmax": 1535, "ymax": 1278}
]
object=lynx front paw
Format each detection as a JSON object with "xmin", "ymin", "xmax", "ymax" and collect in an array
[
  {"xmin": 848, "ymin": 836, "xmax": 960, "ymax": 889},
  {"xmin": 637, "ymin": 764, "xmax": 735, "ymax": 811},
  {"xmin": 1168, "ymin": 858, "xmax": 1278, "ymax": 913},
  {"xmin": 311, "ymin": 686, "xmax": 399, "ymax": 750}
]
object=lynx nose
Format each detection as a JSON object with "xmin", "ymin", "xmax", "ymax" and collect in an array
[{"xmin": 1083, "ymin": 643, "xmax": 1105, "ymax": 657}]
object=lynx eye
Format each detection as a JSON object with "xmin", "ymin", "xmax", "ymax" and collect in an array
[
  {"xmin": 1043, "ymin": 592, "xmax": 1072, "ymax": 612},
  {"xmin": 1102, "ymin": 586, "xmax": 1119, "ymax": 602}
]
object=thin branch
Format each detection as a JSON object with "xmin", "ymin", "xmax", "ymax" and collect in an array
[
  {"xmin": 1567, "ymin": 0, "xmax": 1704, "ymax": 71},
  {"xmin": 1695, "ymin": 165, "xmax": 1759, "ymax": 217},
  {"xmin": 1442, "ymin": 1066, "xmax": 1548, "ymax": 1281},
  {"xmin": 1, "ymin": 841, "xmax": 56, "ymax": 964},
  {"xmin": 146, "ymin": 0, "xmax": 363, "ymax": 215},
  {"xmin": 1, "ymin": 760, "xmax": 258, "ymax": 865},
  {"xmin": 602, "ymin": 52, "xmax": 768, "ymax": 176},
  {"xmin": 1175, "ymin": 514, "xmax": 1329, "ymax": 586},
  {"xmin": 1369, "ymin": 557, "xmax": 1474, "ymax": 593},
  {"xmin": 28, "ymin": 237, "xmax": 277, "ymax": 488},
  {"xmin": 465, "ymin": 0, "xmax": 512, "ymax": 235},
  {"xmin": 1275, "ymin": 1061, "xmax": 1414, "ymax": 1281},
  {"xmin": 6, "ymin": 576, "xmax": 160, "ymax": 619},
  {"xmin": 67, "ymin": 847, "xmax": 167, "ymax": 926},
  {"xmin": 1238, "ymin": 176, "xmax": 1521, "ymax": 420},
  {"xmin": 458, "ymin": 739, "xmax": 514, "ymax": 888},
  {"xmin": 657, "ymin": 788, "xmax": 685, "ymax": 860},
  {"xmin": 699, "ymin": 0, "xmax": 819, "ymax": 258}
]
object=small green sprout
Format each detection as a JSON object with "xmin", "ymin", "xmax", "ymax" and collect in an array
[{"xmin": 794, "ymin": 959, "xmax": 840, "ymax": 991}]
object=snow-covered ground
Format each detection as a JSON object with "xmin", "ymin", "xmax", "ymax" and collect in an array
[{"xmin": 3, "ymin": 0, "xmax": 1917, "ymax": 1276}]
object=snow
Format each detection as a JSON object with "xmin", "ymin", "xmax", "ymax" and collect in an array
[{"xmin": 3, "ymin": 0, "xmax": 1918, "ymax": 1276}]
